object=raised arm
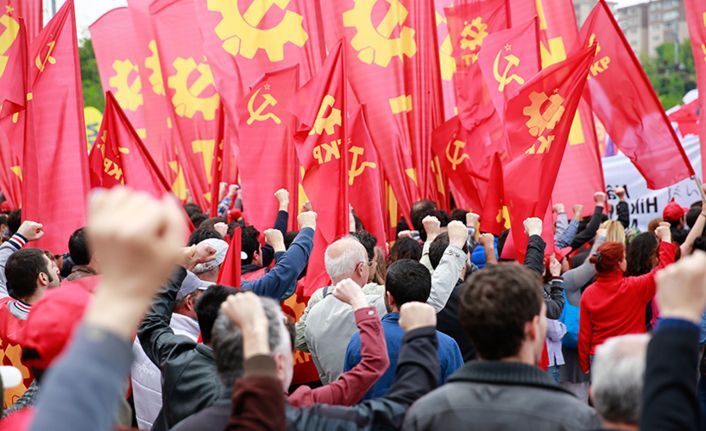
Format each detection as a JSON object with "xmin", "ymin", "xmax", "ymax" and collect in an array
[
  {"xmin": 241, "ymin": 212, "xmax": 316, "ymax": 300},
  {"xmin": 570, "ymin": 192, "xmax": 606, "ymax": 251},
  {"xmin": 428, "ymin": 221, "xmax": 467, "ymax": 312},
  {"xmin": 556, "ymin": 204, "xmax": 583, "ymax": 249},
  {"xmin": 262, "ymin": 190, "xmax": 291, "ymax": 267},
  {"xmin": 615, "ymin": 187, "xmax": 630, "ymax": 229},
  {"xmin": 545, "ymin": 257, "xmax": 565, "ymax": 319},
  {"xmin": 563, "ymin": 231, "xmax": 606, "ymax": 306},
  {"xmin": 30, "ymin": 188, "xmax": 187, "ymax": 431},
  {"xmin": 0, "ymin": 221, "xmax": 44, "ymax": 297},
  {"xmin": 523, "ymin": 217, "xmax": 546, "ymax": 276},
  {"xmin": 479, "ymin": 233, "xmax": 497, "ymax": 265},
  {"xmin": 680, "ymin": 185, "xmax": 706, "ymax": 256},
  {"xmin": 419, "ymin": 216, "xmax": 441, "ymax": 272},
  {"xmin": 553, "ymin": 204, "xmax": 568, "ymax": 240}
]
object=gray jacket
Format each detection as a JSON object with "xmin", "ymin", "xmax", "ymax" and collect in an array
[{"xmin": 404, "ymin": 361, "xmax": 601, "ymax": 431}]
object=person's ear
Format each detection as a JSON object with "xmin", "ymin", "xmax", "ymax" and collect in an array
[
  {"xmin": 37, "ymin": 272, "xmax": 49, "ymax": 287},
  {"xmin": 385, "ymin": 291, "xmax": 395, "ymax": 309},
  {"xmin": 273, "ymin": 351, "xmax": 286, "ymax": 384}
]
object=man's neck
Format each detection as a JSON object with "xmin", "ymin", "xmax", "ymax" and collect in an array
[{"xmin": 602, "ymin": 421, "xmax": 638, "ymax": 431}]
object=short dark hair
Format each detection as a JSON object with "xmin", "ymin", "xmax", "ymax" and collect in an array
[
  {"xmin": 190, "ymin": 213, "xmax": 208, "ymax": 229},
  {"xmin": 7, "ymin": 209, "xmax": 21, "ymax": 235},
  {"xmin": 350, "ymin": 230, "xmax": 377, "ymax": 261},
  {"xmin": 6, "ymin": 248, "xmax": 50, "ymax": 300},
  {"xmin": 196, "ymin": 284, "xmax": 237, "ymax": 345},
  {"xmin": 411, "ymin": 200, "xmax": 437, "ymax": 241},
  {"xmin": 460, "ymin": 263, "xmax": 543, "ymax": 360},
  {"xmin": 429, "ymin": 232, "xmax": 469, "ymax": 269},
  {"xmin": 68, "ymin": 228, "xmax": 90, "ymax": 266},
  {"xmin": 385, "ymin": 259, "xmax": 431, "ymax": 307},
  {"xmin": 183, "ymin": 203, "xmax": 203, "ymax": 218},
  {"xmin": 693, "ymin": 236, "xmax": 706, "ymax": 253},
  {"xmin": 199, "ymin": 217, "xmax": 227, "ymax": 231},
  {"xmin": 241, "ymin": 226, "xmax": 261, "ymax": 265},
  {"xmin": 687, "ymin": 207, "xmax": 702, "ymax": 229},
  {"xmin": 450, "ymin": 209, "xmax": 468, "ymax": 223},
  {"xmin": 188, "ymin": 227, "xmax": 223, "ymax": 246},
  {"xmin": 435, "ymin": 210, "xmax": 450, "ymax": 227},
  {"xmin": 388, "ymin": 237, "xmax": 422, "ymax": 264}
]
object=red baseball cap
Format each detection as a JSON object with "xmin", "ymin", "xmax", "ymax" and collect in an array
[
  {"xmin": 662, "ymin": 199, "xmax": 687, "ymax": 222},
  {"xmin": 21, "ymin": 277, "xmax": 98, "ymax": 371}
]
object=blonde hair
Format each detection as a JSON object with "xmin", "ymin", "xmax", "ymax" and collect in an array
[{"xmin": 601, "ymin": 220, "xmax": 626, "ymax": 244}]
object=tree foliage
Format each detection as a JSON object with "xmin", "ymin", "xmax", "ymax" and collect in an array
[
  {"xmin": 641, "ymin": 39, "xmax": 697, "ymax": 110},
  {"xmin": 79, "ymin": 38, "xmax": 104, "ymax": 111}
]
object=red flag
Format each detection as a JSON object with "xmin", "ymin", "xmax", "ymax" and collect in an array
[
  {"xmin": 127, "ymin": 0, "xmax": 185, "ymax": 198},
  {"xmin": 509, "ymin": 0, "xmax": 604, "ymax": 217},
  {"xmin": 89, "ymin": 8, "xmax": 156, "ymax": 163},
  {"xmin": 236, "ymin": 66, "xmax": 300, "ymax": 233},
  {"xmin": 503, "ymin": 45, "xmax": 595, "ymax": 260},
  {"xmin": 149, "ymin": 0, "xmax": 221, "ymax": 210},
  {"xmin": 480, "ymin": 152, "xmax": 510, "ymax": 236},
  {"xmin": 684, "ymin": 0, "xmax": 706, "ymax": 179},
  {"xmin": 218, "ymin": 226, "xmax": 242, "ymax": 288},
  {"xmin": 445, "ymin": 0, "xmax": 507, "ymax": 130},
  {"xmin": 0, "ymin": 113, "xmax": 23, "ymax": 208},
  {"xmin": 23, "ymin": 0, "xmax": 89, "ymax": 253},
  {"xmin": 434, "ymin": 0, "xmax": 459, "ymax": 121},
  {"xmin": 0, "ymin": 8, "xmax": 25, "ymax": 118},
  {"xmin": 89, "ymin": 92, "xmax": 171, "ymax": 197},
  {"xmin": 477, "ymin": 17, "xmax": 540, "ymax": 117},
  {"xmin": 291, "ymin": 41, "xmax": 348, "ymax": 295},
  {"xmin": 3, "ymin": 0, "xmax": 41, "ymax": 43},
  {"xmin": 209, "ymin": 103, "xmax": 226, "ymax": 218},
  {"xmin": 431, "ymin": 116, "xmax": 483, "ymax": 211},
  {"xmin": 349, "ymin": 107, "xmax": 387, "ymax": 249},
  {"xmin": 580, "ymin": 1, "xmax": 694, "ymax": 189}
]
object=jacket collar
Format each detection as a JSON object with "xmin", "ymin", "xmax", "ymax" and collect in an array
[
  {"xmin": 596, "ymin": 270, "xmax": 624, "ymax": 283},
  {"xmin": 448, "ymin": 361, "xmax": 576, "ymax": 396},
  {"xmin": 382, "ymin": 312, "xmax": 399, "ymax": 323}
]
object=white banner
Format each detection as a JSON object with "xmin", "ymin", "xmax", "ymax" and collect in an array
[{"xmin": 603, "ymin": 135, "xmax": 702, "ymax": 230}]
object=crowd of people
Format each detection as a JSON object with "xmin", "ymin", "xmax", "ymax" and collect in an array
[{"xmin": 0, "ymin": 184, "xmax": 704, "ymax": 430}]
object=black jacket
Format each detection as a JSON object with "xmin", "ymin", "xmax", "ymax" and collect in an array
[
  {"xmin": 641, "ymin": 320, "xmax": 701, "ymax": 431},
  {"xmin": 523, "ymin": 235, "xmax": 564, "ymax": 319},
  {"xmin": 404, "ymin": 361, "xmax": 601, "ymax": 430},
  {"xmin": 138, "ymin": 267, "xmax": 228, "ymax": 431},
  {"xmin": 172, "ymin": 327, "xmax": 440, "ymax": 431},
  {"xmin": 436, "ymin": 281, "xmax": 475, "ymax": 361},
  {"xmin": 571, "ymin": 205, "xmax": 604, "ymax": 251}
]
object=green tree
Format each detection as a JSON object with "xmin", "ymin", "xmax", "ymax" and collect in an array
[
  {"xmin": 79, "ymin": 38, "xmax": 104, "ymax": 111},
  {"xmin": 641, "ymin": 39, "xmax": 696, "ymax": 110}
]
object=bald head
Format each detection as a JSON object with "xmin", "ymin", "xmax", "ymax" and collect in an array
[{"xmin": 325, "ymin": 237, "xmax": 369, "ymax": 286}]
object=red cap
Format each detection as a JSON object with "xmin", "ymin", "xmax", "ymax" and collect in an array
[
  {"xmin": 228, "ymin": 209, "xmax": 243, "ymax": 224},
  {"xmin": 0, "ymin": 202, "xmax": 13, "ymax": 213},
  {"xmin": 21, "ymin": 277, "xmax": 97, "ymax": 371},
  {"xmin": 662, "ymin": 199, "xmax": 687, "ymax": 222}
]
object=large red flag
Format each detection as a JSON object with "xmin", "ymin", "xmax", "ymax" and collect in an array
[
  {"xmin": 291, "ymin": 41, "xmax": 348, "ymax": 295},
  {"xmin": 686, "ymin": 0, "xmax": 706, "ymax": 179},
  {"xmin": 431, "ymin": 116, "xmax": 483, "ymax": 211},
  {"xmin": 4, "ymin": 0, "xmax": 40, "ymax": 42},
  {"xmin": 0, "ymin": 113, "xmax": 23, "ymax": 208},
  {"xmin": 89, "ymin": 8, "xmax": 154, "ymax": 160},
  {"xmin": 477, "ymin": 17, "xmax": 540, "ymax": 118},
  {"xmin": 434, "ymin": 0, "xmax": 458, "ymax": 121},
  {"xmin": 126, "ymin": 0, "xmax": 185, "ymax": 198},
  {"xmin": 218, "ymin": 226, "xmax": 242, "ymax": 288},
  {"xmin": 510, "ymin": 0, "xmax": 604, "ymax": 216},
  {"xmin": 23, "ymin": 0, "xmax": 89, "ymax": 253},
  {"xmin": 149, "ymin": 0, "xmax": 220, "ymax": 210},
  {"xmin": 504, "ymin": 45, "xmax": 595, "ymax": 260},
  {"xmin": 89, "ymin": 91, "xmax": 171, "ymax": 197},
  {"xmin": 580, "ymin": 1, "xmax": 694, "ymax": 189},
  {"xmin": 349, "ymin": 107, "xmax": 387, "ymax": 249},
  {"xmin": 236, "ymin": 66, "xmax": 300, "ymax": 233}
]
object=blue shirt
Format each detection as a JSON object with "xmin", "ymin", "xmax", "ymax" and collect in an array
[{"xmin": 343, "ymin": 312, "xmax": 463, "ymax": 399}]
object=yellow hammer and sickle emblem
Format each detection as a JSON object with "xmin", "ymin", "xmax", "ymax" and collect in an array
[
  {"xmin": 445, "ymin": 139, "xmax": 469, "ymax": 171},
  {"xmin": 492, "ymin": 51, "xmax": 524, "ymax": 92},
  {"xmin": 35, "ymin": 40, "xmax": 57, "ymax": 72},
  {"xmin": 309, "ymin": 95, "xmax": 341, "ymax": 136},
  {"xmin": 348, "ymin": 146, "xmax": 376, "ymax": 186},
  {"xmin": 0, "ymin": 13, "xmax": 19, "ymax": 79},
  {"xmin": 247, "ymin": 86, "xmax": 281, "ymax": 125}
]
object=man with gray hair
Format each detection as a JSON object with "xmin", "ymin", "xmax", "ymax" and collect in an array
[
  {"xmin": 591, "ymin": 334, "xmax": 649, "ymax": 431},
  {"xmin": 296, "ymin": 221, "xmax": 469, "ymax": 384}
]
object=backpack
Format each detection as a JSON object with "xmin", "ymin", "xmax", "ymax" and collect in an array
[{"xmin": 559, "ymin": 289, "xmax": 580, "ymax": 348}]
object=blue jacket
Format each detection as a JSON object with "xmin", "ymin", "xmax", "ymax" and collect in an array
[{"xmin": 344, "ymin": 312, "xmax": 463, "ymax": 399}]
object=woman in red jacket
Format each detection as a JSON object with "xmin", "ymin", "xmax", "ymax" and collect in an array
[{"xmin": 578, "ymin": 224, "xmax": 676, "ymax": 373}]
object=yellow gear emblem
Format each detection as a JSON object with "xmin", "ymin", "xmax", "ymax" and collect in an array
[
  {"xmin": 168, "ymin": 57, "xmax": 220, "ymax": 121},
  {"xmin": 343, "ymin": 0, "xmax": 417, "ymax": 67},
  {"xmin": 145, "ymin": 40, "xmax": 165, "ymax": 96},
  {"xmin": 207, "ymin": 0, "xmax": 308, "ymax": 62},
  {"xmin": 309, "ymin": 95, "xmax": 341, "ymax": 136},
  {"xmin": 109, "ymin": 59, "xmax": 143, "ymax": 112},
  {"xmin": 460, "ymin": 17, "xmax": 488, "ymax": 52},
  {"xmin": 523, "ymin": 91, "xmax": 565, "ymax": 137}
]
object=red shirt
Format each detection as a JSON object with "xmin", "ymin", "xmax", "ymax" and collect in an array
[
  {"xmin": 0, "ymin": 297, "xmax": 33, "ymax": 407},
  {"xmin": 578, "ymin": 241, "xmax": 676, "ymax": 373}
]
